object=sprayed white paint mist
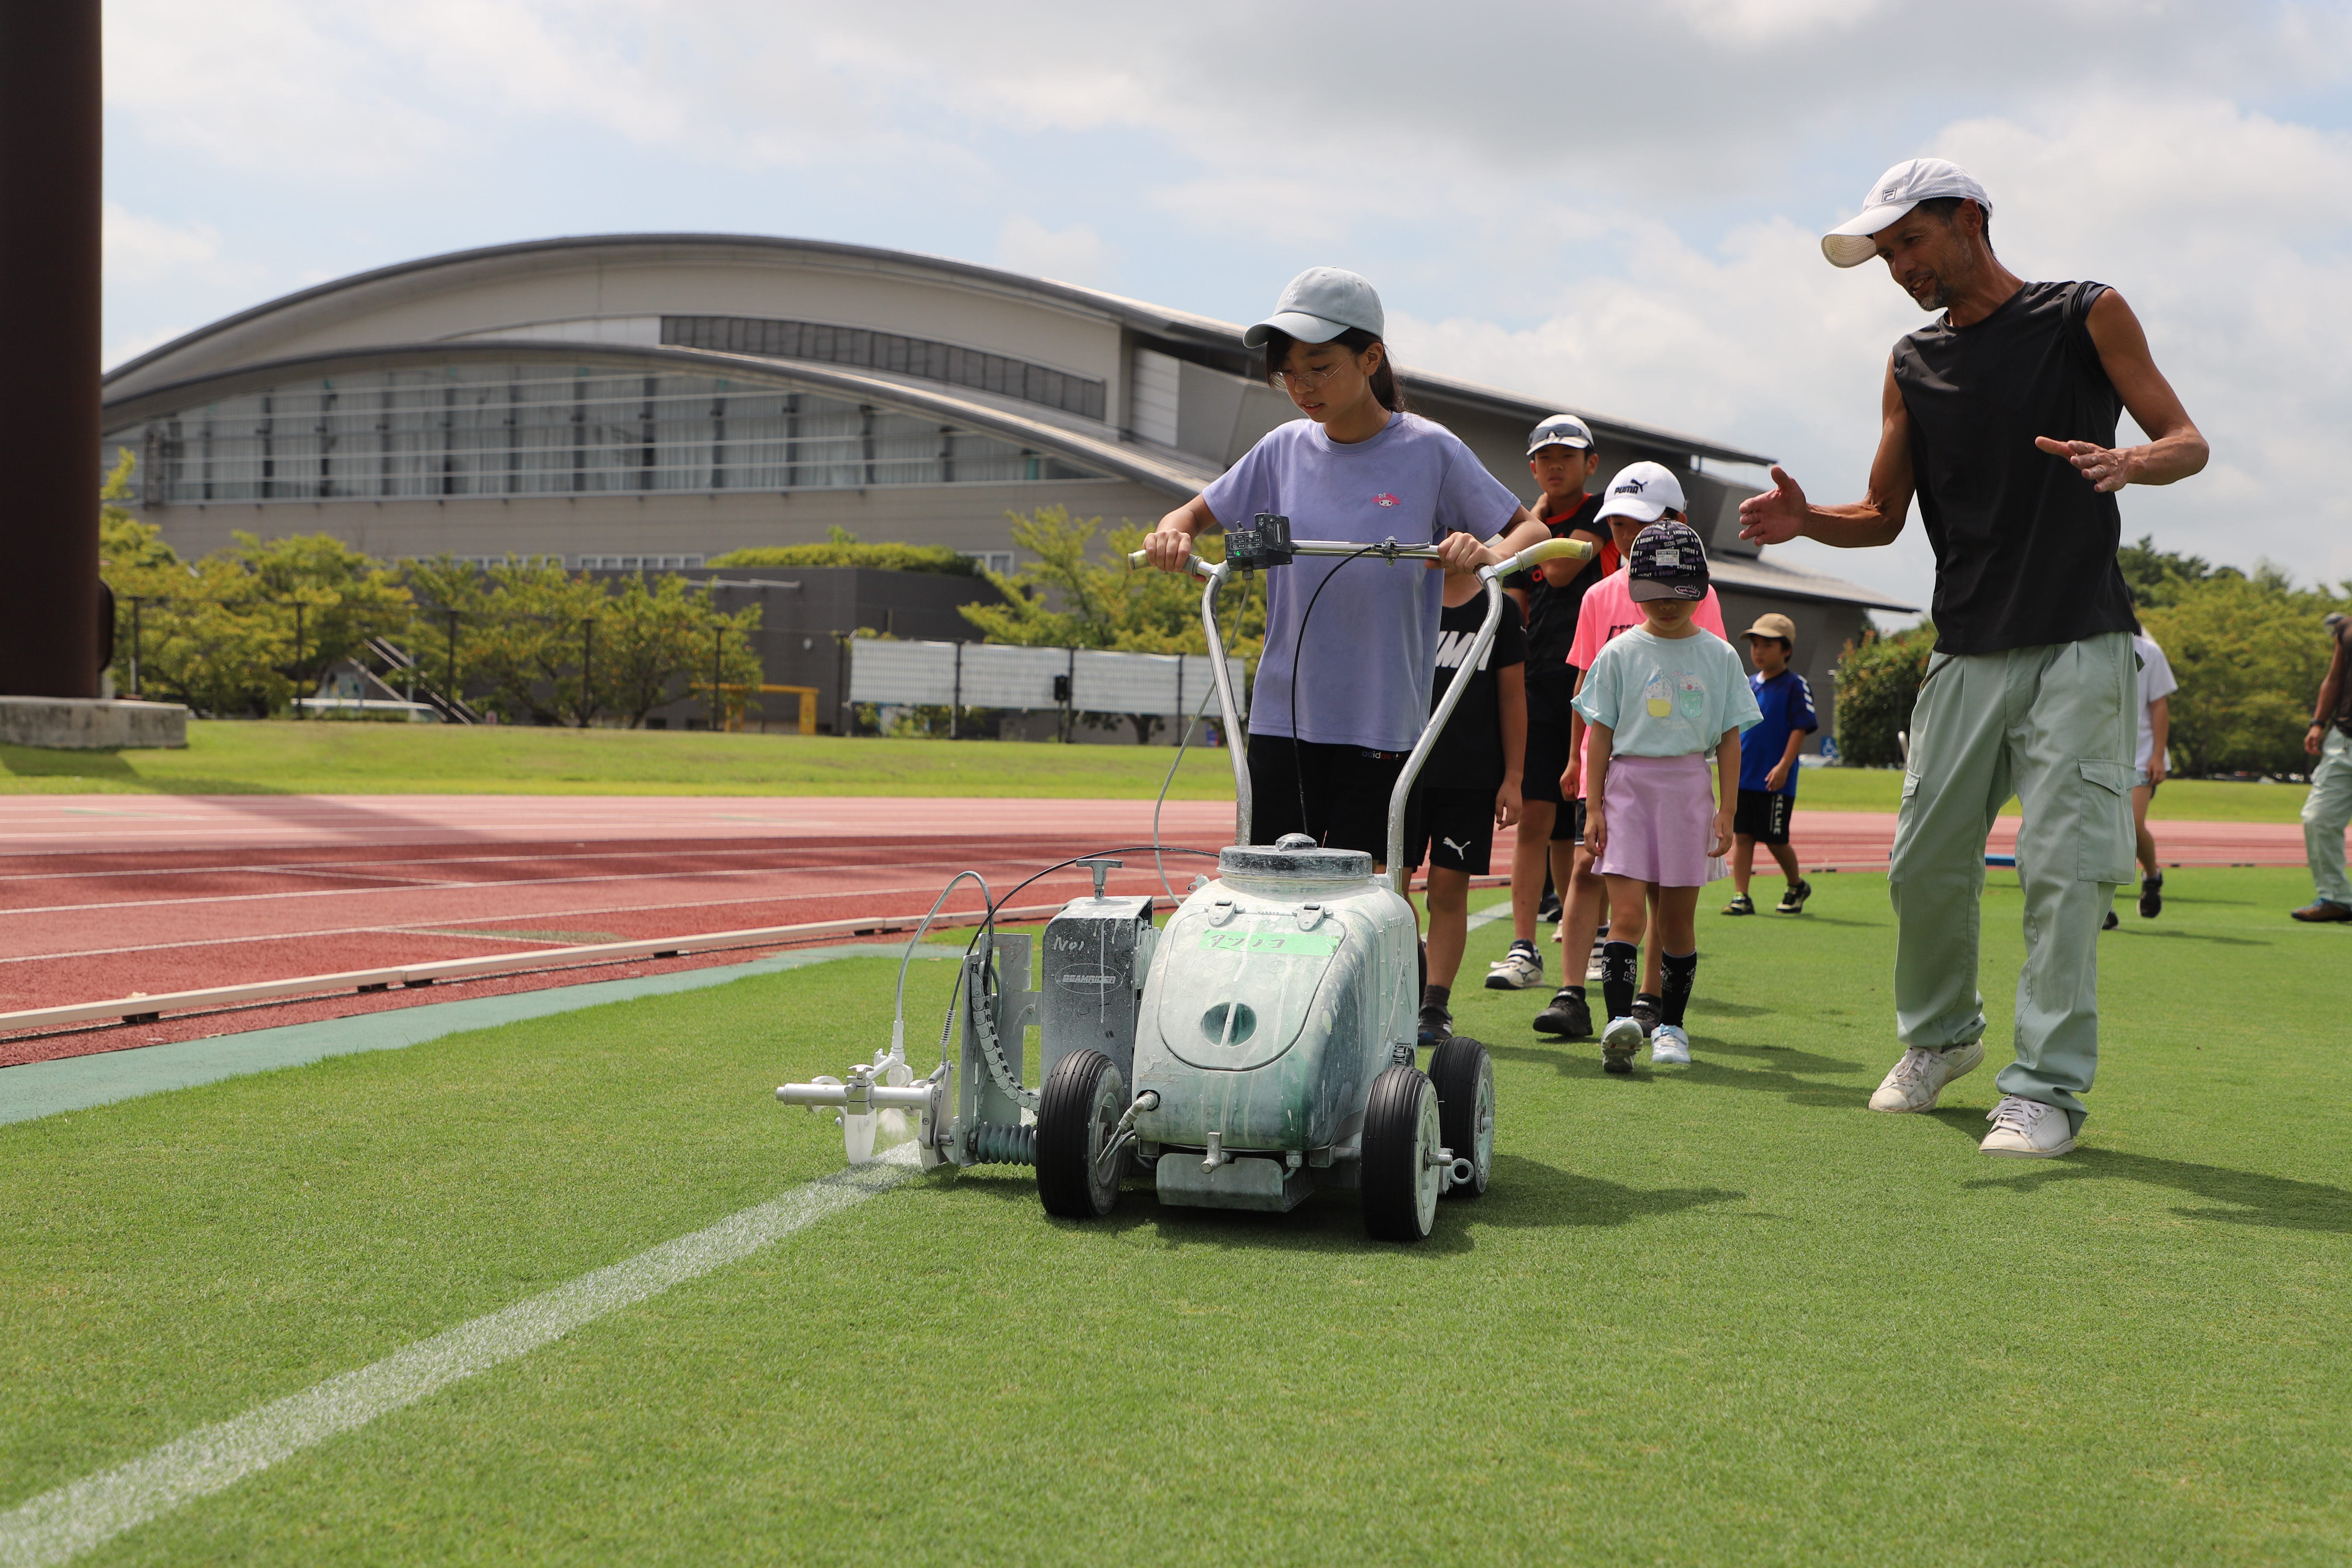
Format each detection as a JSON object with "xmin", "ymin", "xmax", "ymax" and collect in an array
[{"xmin": 0, "ymin": 1149, "xmax": 918, "ymax": 1567}]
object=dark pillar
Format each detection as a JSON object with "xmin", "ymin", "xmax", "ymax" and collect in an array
[{"xmin": 0, "ymin": 0, "xmax": 103, "ymax": 698}]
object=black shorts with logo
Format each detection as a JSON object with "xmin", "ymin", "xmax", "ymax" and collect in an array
[
  {"xmin": 1522, "ymin": 671, "xmax": 1580, "ymax": 839},
  {"xmin": 1733, "ymin": 788, "xmax": 1795, "ymax": 845},
  {"xmin": 1418, "ymin": 787, "xmax": 1497, "ymax": 875},
  {"xmin": 1248, "ymin": 735, "xmax": 1425, "ymax": 869}
]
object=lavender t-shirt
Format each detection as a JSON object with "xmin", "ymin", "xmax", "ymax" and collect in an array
[{"xmin": 1203, "ymin": 412, "xmax": 1521, "ymax": 750}]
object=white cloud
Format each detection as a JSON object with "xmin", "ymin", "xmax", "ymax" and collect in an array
[
  {"xmin": 102, "ymin": 202, "xmax": 221, "ymax": 287},
  {"xmin": 996, "ymin": 217, "xmax": 1119, "ymax": 288}
]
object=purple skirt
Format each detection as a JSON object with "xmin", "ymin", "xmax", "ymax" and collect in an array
[{"xmin": 1596, "ymin": 753, "xmax": 1727, "ymax": 887}]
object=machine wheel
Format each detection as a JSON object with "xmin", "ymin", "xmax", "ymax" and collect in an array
[
  {"xmin": 1428, "ymin": 1036, "xmax": 1495, "ymax": 1200},
  {"xmin": 1361, "ymin": 1064, "xmax": 1441, "ymax": 1242},
  {"xmin": 1036, "ymin": 1049, "xmax": 1125, "ymax": 1219}
]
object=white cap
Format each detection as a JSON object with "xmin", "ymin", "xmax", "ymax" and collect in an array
[
  {"xmin": 1821, "ymin": 158, "xmax": 1993, "ymax": 268},
  {"xmin": 1243, "ymin": 267, "xmax": 1385, "ymax": 348},
  {"xmin": 1526, "ymin": 413, "xmax": 1595, "ymax": 455},
  {"xmin": 1594, "ymin": 461, "xmax": 1686, "ymax": 525}
]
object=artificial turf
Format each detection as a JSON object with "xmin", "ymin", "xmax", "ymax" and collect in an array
[
  {"xmin": 4, "ymin": 867, "xmax": 2347, "ymax": 1564},
  {"xmin": 0, "ymin": 720, "xmax": 2317, "ymax": 822}
]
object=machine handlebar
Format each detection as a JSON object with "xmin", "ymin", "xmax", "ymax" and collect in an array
[{"xmin": 1128, "ymin": 533, "xmax": 1593, "ymax": 580}]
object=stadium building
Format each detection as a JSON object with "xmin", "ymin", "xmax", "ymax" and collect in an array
[{"xmin": 100, "ymin": 234, "xmax": 1908, "ymax": 733}]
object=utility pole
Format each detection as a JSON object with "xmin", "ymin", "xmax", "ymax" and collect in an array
[
  {"xmin": 581, "ymin": 617, "xmax": 594, "ymax": 728},
  {"xmin": 709, "ymin": 625, "xmax": 722, "ymax": 732},
  {"xmin": 128, "ymin": 599, "xmax": 144, "ymax": 697},
  {"xmin": 0, "ymin": 0, "xmax": 103, "ymax": 697},
  {"xmin": 445, "ymin": 609, "xmax": 459, "ymax": 706},
  {"xmin": 291, "ymin": 603, "xmax": 306, "ymax": 717}
]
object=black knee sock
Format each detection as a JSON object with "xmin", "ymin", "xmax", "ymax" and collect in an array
[
  {"xmin": 1423, "ymin": 982, "xmax": 1450, "ymax": 1012},
  {"xmin": 1601, "ymin": 940, "xmax": 1638, "ymax": 1020},
  {"xmin": 1661, "ymin": 951, "xmax": 1698, "ymax": 1028}
]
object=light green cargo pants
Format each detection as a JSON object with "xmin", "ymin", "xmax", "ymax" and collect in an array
[
  {"xmin": 1889, "ymin": 633, "xmax": 2136, "ymax": 1132},
  {"xmin": 2306, "ymin": 727, "xmax": 2352, "ymax": 908}
]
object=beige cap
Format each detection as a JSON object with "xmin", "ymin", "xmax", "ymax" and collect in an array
[{"xmin": 1744, "ymin": 613, "xmax": 1797, "ymax": 645}]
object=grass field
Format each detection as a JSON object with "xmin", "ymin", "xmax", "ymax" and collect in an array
[
  {"xmin": 6, "ymin": 867, "xmax": 2347, "ymax": 1564},
  {"xmin": 0, "ymin": 720, "xmax": 2315, "ymax": 821}
]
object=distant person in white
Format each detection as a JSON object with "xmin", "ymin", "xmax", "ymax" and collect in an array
[{"xmin": 2109, "ymin": 624, "xmax": 2177, "ymax": 927}]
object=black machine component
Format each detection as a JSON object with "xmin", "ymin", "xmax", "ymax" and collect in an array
[{"xmin": 1224, "ymin": 513, "xmax": 1295, "ymax": 571}]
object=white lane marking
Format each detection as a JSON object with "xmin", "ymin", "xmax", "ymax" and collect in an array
[
  {"xmin": 1465, "ymin": 902, "xmax": 1513, "ymax": 931},
  {"xmin": 0, "ymin": 1150, "xmax": 919, "ymax": 1567},
  {"xmin": 0, "ymin": 865, "xmax": 1147, "ymax": 967}
]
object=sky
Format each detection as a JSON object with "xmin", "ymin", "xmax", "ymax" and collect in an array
[{"xmin": 98, "ymin": 0, "xmax": 2352, "ymax": 619}]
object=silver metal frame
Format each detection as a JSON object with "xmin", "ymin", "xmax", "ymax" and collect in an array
[{"xmin": 1142, "ymin": 535, "xmax": 1587, "ymax": 892}]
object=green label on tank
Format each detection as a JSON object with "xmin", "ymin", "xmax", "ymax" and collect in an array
[{"xmin": 1197, "ymin": 930, "xmax": 1341, "ymax": 957}]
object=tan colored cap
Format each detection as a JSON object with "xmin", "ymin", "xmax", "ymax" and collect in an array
[{"xmin": 1744, "ymin": 613, "xmax": 1797, "ymax": 645}]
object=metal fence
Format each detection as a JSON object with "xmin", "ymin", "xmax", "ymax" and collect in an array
[{"xmin": 847, "ymin": 639, "xmax": 1245, "ymax": 721}]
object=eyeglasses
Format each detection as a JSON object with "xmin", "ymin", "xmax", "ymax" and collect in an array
[{"xmin": 1272, "ymin": 361, "xmax": 1351, "ymax": 392}]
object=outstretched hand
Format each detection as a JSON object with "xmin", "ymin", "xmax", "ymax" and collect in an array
[
  {"xmin": 1738, "ymin": 466, "xmax": 1809, "ymax": 545},
  {"xmin": 2035, "ymin": 436, "xmax": 2134, "ymax": 493}
]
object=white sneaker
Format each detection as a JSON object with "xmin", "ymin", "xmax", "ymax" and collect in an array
[
  {"xmin": 1867, "ymin": 1041, "xmax": 1984, "ymax": 1113},
  {"xmin": 1600, "ymin": 1015, "xmax": 1643, "ymax": 1075},
  {"xmin": 1586, "ymin": 938, "xmax": 1606, "ymax": 984},
  {"xmin": 1649, "ymin": 1024, "xmax": 1691, "ymax": 1065},
  {"xmin": 1979, "ymin": 1095, "xmax": 2077, "ymax": 1158},
  {"xmin": 1484, "ymin": 941, "xmax": 1544, "ymax": 991}
]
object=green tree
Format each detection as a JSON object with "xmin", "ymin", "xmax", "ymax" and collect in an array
[
  {"xmin": 2143, "ymin": 574, "xmax": 2350, "ymax": 777},
  {"xmin": 401, "ymin": 558, "xmax": 761, "ymax": 729},
  {"xmin": 1831, "ymin": 620, "xmax": 1938, "ymax": 769},
  {"xmin": 959, "ymin": 506, "xmax": 1265, "ymax": 743}
]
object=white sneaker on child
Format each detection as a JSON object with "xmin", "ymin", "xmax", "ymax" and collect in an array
[
  {"xmin": 1600, "ymin": 1015, "xmax": 1643, "ymax": 1075},
  {"xmin": 1649, "ymin": 1024, "xmax": 1691, "ymax": 1065}
]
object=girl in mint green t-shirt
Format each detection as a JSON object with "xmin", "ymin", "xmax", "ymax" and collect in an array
[{"xmin": 1572, "ymin": 561, "xmax": 1760, "ymax": 1072}]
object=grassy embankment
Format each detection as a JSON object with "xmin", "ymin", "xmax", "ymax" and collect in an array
[{"xmin": 0, "ymin": 721, "xmax": 2314, "ymax": 821}]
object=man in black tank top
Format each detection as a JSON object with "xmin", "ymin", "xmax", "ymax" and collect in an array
[{"xmin": 1739, "ymin": 158, "xmax": 2208, "ymax": 1159}]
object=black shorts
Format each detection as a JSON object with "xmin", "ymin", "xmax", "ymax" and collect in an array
[
  {"xmin": 1522, "ymin": 673, "xmax": 1579, "ymax": 834},
  {"xmin": 1418, "ymin": 787, "xmax": 1496, "ymax": 875},
  {"xmin": 1248, "ymin": 735, "xmax": 1424, "ymax": 869},
  {"xmin": 1733, "ymin": 789, "xmax": 1795, "ymax": 845}
]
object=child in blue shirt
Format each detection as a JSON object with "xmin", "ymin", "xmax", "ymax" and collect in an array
[{"xmin": 1724, "ymin": 613, "xmax": 1819, "ymax": 916}]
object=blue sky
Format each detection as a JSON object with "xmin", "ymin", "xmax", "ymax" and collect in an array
[{"xmin": 100, "ymin": 0, "xmax": 2352, "ymax": 617}]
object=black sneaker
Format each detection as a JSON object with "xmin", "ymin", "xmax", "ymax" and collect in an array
[
  {"xmin": 1632, "ymin": 994, "xmax": 1661, "ymax": 1038},
  {"xmin": 1723, "ymin": 893, "xmax": 1756, "ymax": 916},
  {"xmin": 2101, "ymin": 908, "xmax": 2119, "ymax": 930},
  {"xmin": 1418, "ymin": 1004, "xmax": 1454, "ymax": 1047},
  {"xmin": 1533, "ymin": 988, "xmax": 1592, "ymax": 1038},
  {"xmin": 2139, "ymin": 870, "xmax": 2163, "ymax": 919},
  {"xmin": 1776, "ymin": 878, "xmax": 1814, "ymax": 914},
  {"xmin": 1537, "ymin": 891, "xmax": 1563, "ymax": 923}
]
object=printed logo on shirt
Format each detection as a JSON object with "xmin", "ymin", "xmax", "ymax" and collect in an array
[
  {"xmin": 1373, "ymin": 492, "xmax": 1401, "ymax": 508},
  {"xmin": 1433, "ymin": 629, "xmax": 1494, "ymax": 672},
  {"xmin": 1643, "ymin": 673, "xmax": 1674, "ymax": 719},
  {"xmin": 1677, "ymin": 675, "xmax": 1706, "ymax": 720}
]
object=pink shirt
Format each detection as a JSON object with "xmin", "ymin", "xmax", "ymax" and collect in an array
[{"xmin": 1561, "ymin": 568, "xmax": 1726, "ymax": 791}]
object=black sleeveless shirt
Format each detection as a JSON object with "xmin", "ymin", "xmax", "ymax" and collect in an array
[{"xmin": 1892, "ymin": 280, "xmax": 2138, "ymax": 655}]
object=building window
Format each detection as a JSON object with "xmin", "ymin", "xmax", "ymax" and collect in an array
[
  {"xmin": 661, "ymin": 316, "xmax": 1108, "ymax": 422},
  {"xmin": 576, "ymin": 554, "xmax": 706, "ymax": 571},
  {"xmin": 107, "ymin": 364, "xmax": 1107, "ymax": 505},
  {"xmin": 958, "ymin": 550, "xmax": 1015, "ymax": 576}
]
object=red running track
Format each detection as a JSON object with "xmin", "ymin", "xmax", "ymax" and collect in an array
[{"xmin": 0, "ymin": 795, "xmax": 2311, "ymax": 1066}]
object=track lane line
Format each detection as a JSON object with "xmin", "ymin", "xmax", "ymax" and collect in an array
[{"xmin": 0, "ymin": 1148, "xmax": 920, "ymax": 1567}]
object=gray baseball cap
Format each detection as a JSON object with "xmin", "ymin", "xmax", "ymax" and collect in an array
[{"xmin": 1243, "ymin": 267, "xmax": 1384, "ymax": 348}]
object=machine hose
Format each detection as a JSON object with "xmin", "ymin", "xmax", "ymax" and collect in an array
[{"xmin": 966, "ymin": 1121, "xmax": 1037, "ymax": 1166}]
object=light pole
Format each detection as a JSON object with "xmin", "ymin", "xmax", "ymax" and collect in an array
[
  {"xmin": 581, "ymin": 617, "xmax": 595, "ymax": 728},
  {"xmin": 710, "ymin": 624, "xmax": 722, "ymax": 732}
]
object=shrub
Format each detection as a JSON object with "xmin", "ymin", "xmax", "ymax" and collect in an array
[
  {"xmin": 1832, "ymin": 620, "xmax": 1937, "ymax": 769},
  {"xmin": 706, "ymin": 527, "xmax": 977, "ymax": 576}
]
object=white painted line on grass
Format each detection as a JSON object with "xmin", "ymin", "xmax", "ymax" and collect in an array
[{"xmin": 0, "ymin": 1148, "xmax": 919, "ymax": 1568}]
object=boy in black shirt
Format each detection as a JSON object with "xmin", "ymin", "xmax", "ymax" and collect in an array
[
  {"xmin": 1488, "ymin": 414, "xmax": 1610, "ymax": 999},
  {"xmin": 1418, "ymin": 567, "xmax": 1529, "ymax": 1045}
]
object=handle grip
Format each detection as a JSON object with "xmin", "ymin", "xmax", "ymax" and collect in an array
[
  {"xmin": 1516, "ymin": 536, "xmax": 1595, "ymax": 567},
  {"xmin": 1128, "ymin": 546, "xmax": 1214, "ymax": 580}
]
